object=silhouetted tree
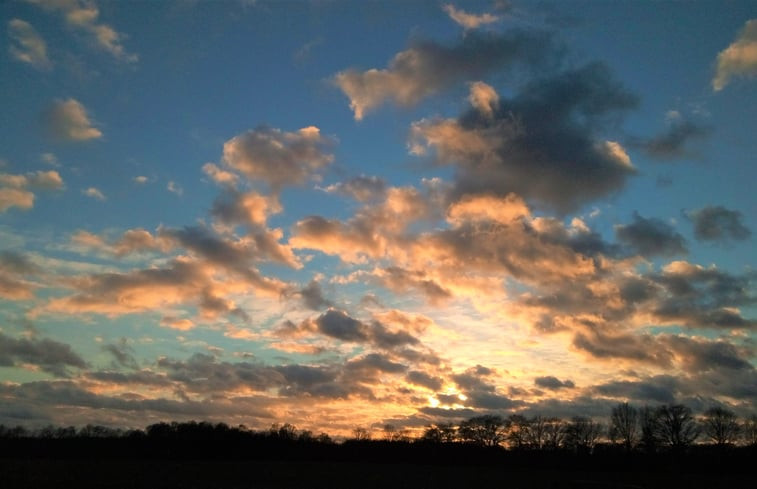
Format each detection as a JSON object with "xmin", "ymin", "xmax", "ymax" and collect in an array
[
  {"xmin": 352, "ymin": 426, "xmax": 371, "ymax": 441},
  {"xmin": 656, "ymin": 404, "xmax": 699, "ymax": 450},
  {"xmin": 609, "ymin": 402, "xmax": 639, "ymax": 451},
  {"xmin": 506, "ymin": 414, "xmax": 529, "ymax": 449},
  {"xmin": 543, "ymin": 417, "xmax": 566, "ymax": 450},
  {"xmin": 523, "ymin": 416, "xmax": 550, "ymax": 450},
  {"xmin": 702, "ymin": 406, "xmax": 740, "ymax": 447},
  {"xmin": 458, "ymin": 415, "xmax": 508, "ymax": 447},
  {"xmin": 639, "ymin": 405, "xmax": 660, "ymax": 452},
  {"xmin": 564, "ymin": 417, "xmax": 603, "ymax": 454},
  {"xmin": 742, "ymin": 414, "xmax": 757, "ymax": 446}
]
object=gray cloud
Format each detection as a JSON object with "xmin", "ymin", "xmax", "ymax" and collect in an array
[
  {"xmin": 406, "ymin": 370, "xmax": 444, "ymax": 390},
  {"xmin": 534, "ymin": 376, "xmax": 575, "ymax": 390},
  {"xmin": 641, "ymin": 118, "xmax": 711, "ymax": 159},
  {"xmin": 297, "ymin": 280, "xmax": 334, "ymax": 311},
  {"xmin": 8, "ymin": 18, "xmax": 51, "ymax": 70},
  {"xmin": 0, "ymin": 333, "xmax": 87, "ymax": 376},
  {"xmin": 687, "ymin": 205, "xmax": 752, "ymax": 243},
  {"xmin": 615, "ymin": 212, "xmax": 687, "ymax": 257},
  {"xmin": 594, "ymin": 375, "xmax": 679, "ymax": 404},
  {"xmin": 412, "ymin": 62, "xmax": 638, "ymax": 213},
  {"xmin": 334, "ymin": 30, "xmax": 556, "ymax": 120}
]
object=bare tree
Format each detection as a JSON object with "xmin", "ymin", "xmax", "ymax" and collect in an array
[
  {"xmin": 524, "ymin": 415, "xmax": 550, "ymax": 450},
  {"xmin": 458, "ymin": 415, "xmax": 508, "ymax": 447},
  {"xmin": 742, "ymin": 414, "xmax": 757, "ymax": 446},
  {"xmin": 639, "ymin": 405, "xmax": 660, "ymax": 452},
  {"xmin": 543, "ymin": 417, "xmax": 566, "ymax": 450},
  {"xmin": 421, "ymin": 422, "xmax": 456, "ymax": 443},
  {"xmin": 609, "ymin": 402, "xmax": 639, "ymax": 450},
  {"xmin": 352, "ymin": 426, "xmax": 371, "ymax": 441},
  {"xmin": 702, "ymin": 406, "xmax": 740, "ymax": 447},
  {"xmin": 656, "ymin": 404, "xmax": 699, "ymax": 450},
  {"xmin": 506, "ymin": 414, "xmax": 530, "ymax": 449},
  {"xmin": 564, "ymin": 417, "xmax": 603, "ymax": 453}
]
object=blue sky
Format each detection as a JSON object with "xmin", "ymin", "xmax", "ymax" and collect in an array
[{"xmin": 1, "ymin": 0, "xmax": 756, "ymax": 434}]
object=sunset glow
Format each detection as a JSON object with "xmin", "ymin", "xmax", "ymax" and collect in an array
[{"xmin": 1, "ymin": 0, "xmax": 755, "ymax": 437}]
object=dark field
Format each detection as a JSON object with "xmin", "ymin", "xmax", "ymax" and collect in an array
[{"xmin": 3, "ymin": 458, "xmax": 756, "ymax": 489}]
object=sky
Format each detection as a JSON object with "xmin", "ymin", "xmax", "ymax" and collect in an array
[{"xmin": 1, "ymin": 0, "xmax": 756, "ymax": 436}]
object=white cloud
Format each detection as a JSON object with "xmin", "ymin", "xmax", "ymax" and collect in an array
[
  {"xmin": 82, "ymin": 187, "xmax": 105, "ymax": 201},
  {"xmin": 7, "ymin": 18, "xmax": 51, "ymax": 70},
  {"xmin": 133, "ymin": 176, "xmax": 148, "ymax": 184},
  {"xmin": 45, "ymin": 98, "xmax": 102, "ymax": 141},
  {"xmin": 167, "ymin": 181, "xmax": 183, "ymax": 196},
  {"xmin": 443, "ymin": 4, "xmax": 500, "ymax": 30},
  {"xmin": 713, "ymin": 19, "xmax": 757, "ymax": 91}
]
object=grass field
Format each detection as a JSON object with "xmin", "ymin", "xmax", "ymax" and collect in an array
[{"xmin": 3, "ymin": 459, "xmax": 755, "ymax": 489}]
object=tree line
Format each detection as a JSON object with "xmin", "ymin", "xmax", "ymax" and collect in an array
[{"xmin": 2, "ymin": 403, "xmax": 756, "ymax": 453}]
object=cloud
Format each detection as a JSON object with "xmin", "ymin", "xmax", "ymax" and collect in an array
[
  {"xmin": 0, "ymin": 170, "xmax": 64, "ymax": 212},
  {"xmin": 534, "ymin": 376, "xmax": 575, "ymax": 390},
  {"xmin": 640, "ymin": 117, "xmax": 711, "ymax": 160},
  {"xmin": 615, "ymin": 212, "xmax": 687, "ymax": 257},
  {"xmin": 28, "ymin": 0, "xmax": 138, "ymax": 63},
  {"xmin": 322, "ymin": 175, "xmax": 387, "ymax": 202},
  {"xmin": 406, "ymin": 370, "xmax": 444, "ymax": 391},
  {"xmin": 167, "ymin": 180, "xmax": 183, "ymax": 196},
  {"xmin": 713, "ymin": 19, "xmax": 757, "ymax": 91},
  {"xmin": 202, "ymin": 162, "xmax": 239, "ymax": 187},
  {"xmin": 278, "ymin": 309, "xmax": 420, "ymax": 351},
  {"xmin": 222, "ymin": 126, "xmax": 335, "ymax": 189},
  {"xmin": 443, "ymin": 4, "xmax": 500, "ymax": 30},
  {"xmin": 648, "ymin": 261, "xmax": 757, "ymax": 330},
  {"xmin": 687, "ymin": 205, "xmax": 751, "ymax": 243},
  {"xmin": 0, "ymin": 188, "xmax": 35, "ymax": 213},
  {"xmin": 0, "ymin": 250, "xmax": 40, "ymax": 299},
  {"xmin": 410, "ymin": 62, "xmax": 638, "ymax": 213},
  {"xmin": 44, "ymin": 98, "xmax": 102, "ymax": 141},
  {"xmin": 296, "ymin": 280, "xmax": 334, "ymax": 310},
  {"xmin": 0, "ymin": 332, "xmax": 87, "ymax": 376},
  {"xmin": 333, "ymin": 30, "xmax": 555, "ymax": 120},
  {"xmin": 8, "ymin": 19, "xmax": 51, "ymax": 70},
  {"xmin": 133, "ymin": 175, "xmax": 148, "ymax": 184},
  {"xmin": 467, "ymin": 81, "xmax": 499, "ymax": 118},
  {"xmin": 101, "ymin": 338, "xmax": 138, "ymax": 369},
  {"xmin": 82, "ymin": 186, "xmax": 105, "ymax": 200}
]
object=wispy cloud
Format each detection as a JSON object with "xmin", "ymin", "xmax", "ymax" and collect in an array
[
  {"xmin": 27, "ymin": 0, "xmax": 138, "ymax": 63},
  {"xmin": 82, "ymin": 187, "xmax": 105, "ymax": 200},
  {"xmin": 443, "ymin": 4, "xmax": 501, "ymax": 31},
  {"xmin": 7, "ymin": 18, "xmax": 51, "ymax": 70}
]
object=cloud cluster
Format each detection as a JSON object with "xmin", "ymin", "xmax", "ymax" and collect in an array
[
  {"xmin": 0, "ymin": 332, "xmax": 87, "ymax": 376},
  {"xmin": 0, "ymin": 169, "xmax": 64, "ymax": 212},
  {"xmin": 410, "ymin": 62, "xmax": 638, "ymax": 213}
]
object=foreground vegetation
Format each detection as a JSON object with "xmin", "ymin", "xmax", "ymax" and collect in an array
[{"xmin": 2, "ymin": 403, "xmax": 756, "ymax": 488}]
